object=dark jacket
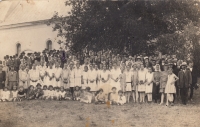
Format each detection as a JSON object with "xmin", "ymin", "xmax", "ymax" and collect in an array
[
  {"xmin": 188, "ymin": 67, "xmax": 197, "ymax": 86},
  {"xmin": 0, "ymin": 71, "xmax": 6, "ymax": 89},
  {"xmin": 177, "ymin": 69, "xmax": 192, "ymax": 88}
]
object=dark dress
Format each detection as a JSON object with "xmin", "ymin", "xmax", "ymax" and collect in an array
[{"xmin": 0, "ymin": 71, "xmax": 6, "ymax": 89}]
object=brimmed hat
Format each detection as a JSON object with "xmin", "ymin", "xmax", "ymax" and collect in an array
[
  {"xmin": 181, "ymin": 62, "xmax": 187, "ymax": 66},
  {"xmin": 144, "ymin": 56, "xmax": 148, "ymax": 60},
  {"xmin": 136, "ymin": 56, "xmax": 141, "ymax": 59}
]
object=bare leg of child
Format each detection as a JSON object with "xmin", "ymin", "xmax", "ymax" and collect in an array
[
  {"xmin": 132, "ymin": 91, "xmax": 136, "ymax": 102},
  {"xmin": 160, "ymin": 93, "xmax": 164, "ymax": 105},
  {"xmin": 166, "ymin": 94, "xmax": 169, "ymax": 106}
]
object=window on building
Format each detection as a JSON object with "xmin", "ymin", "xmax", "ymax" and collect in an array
[
  {"xmin": 16, "ymin": 43, "xmax": 21, "ymax": 56},
  {"xmin": 46, "ymin": 40, "xmax": 52, "ymax": 51}
]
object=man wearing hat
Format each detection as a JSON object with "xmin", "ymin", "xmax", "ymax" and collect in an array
[{"xmin": 177, "ymin": 62, "xmax": 192, "ymax": 105}]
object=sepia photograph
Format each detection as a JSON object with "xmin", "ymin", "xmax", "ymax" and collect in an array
[{"xmin": 0, "ymin": 0, "xmax": 200, "ymax": 127}]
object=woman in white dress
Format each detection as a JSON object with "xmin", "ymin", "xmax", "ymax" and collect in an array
[
  {"xmin": 46, "ymin": 62, "xmax": 55, "ymax": 87},
  {"xmin": 99, "ymin": 64, "xmax": 110, "ymax": 91},
  {"xmin": 54, "ymin": 62, "xmax": 62, "ymax": 87},
  {"xmin": 110, "ymin": 62, "xmax": 121, "ymax": 92},
  {"xmin": 39, "ymin": 61, "xmax": 47, "ymax": 85},
  {"xmin": 88, "ymin": 64, "xmax": 97, "ymax": 94},
  {"xmin": 165, "ymin": 68, "xmax": 179, "ymax": 106},
  {"xmin": 62, "ymin": 63, "xmax": 69, "ymax": 89},
  {"xmin": 74, "ymin": 62, "xmax": 82, "ymax": 88},
  {"xmin": 68, "ymin": 62, "xmax": 75, "ymax": 98},
  {"xmin": 138, "ymin": 63, "xmax": 147, "ymax": 103},
  {"xmin": 99, "ymin": 64, "xmax": 111, "ymax": 101},
  {"xmin": 124, "ymin": 65, "xmax": 133, "ymax": 103},
  {"xmin": 81, "ymin": 66, "xmax": 89, "ymax": 89},
  {"xmin": 145, "ymin": 67, "xmax": 154, "ymax": 102}
]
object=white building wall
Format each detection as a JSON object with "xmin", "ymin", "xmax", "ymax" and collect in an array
[{"xmin": 0, "ymin": 24, "xmax": 64, "ymax": 60}]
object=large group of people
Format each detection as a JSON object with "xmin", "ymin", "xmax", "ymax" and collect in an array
[{"xmin": 0, "ymin": 48, "xmax": 198, "ymax": 106}]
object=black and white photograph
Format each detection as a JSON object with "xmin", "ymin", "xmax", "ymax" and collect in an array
[{"xmin": 0, "ymin": 0, "xmax": 200, "ymax": 127}]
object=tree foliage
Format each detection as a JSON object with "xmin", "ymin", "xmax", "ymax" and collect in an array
[{"xmin": 48, "ymin": 0, "xmax": 200, "ymax": 56}]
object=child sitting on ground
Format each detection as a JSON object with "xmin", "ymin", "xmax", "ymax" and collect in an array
[
  {"xmin": 95, "ymin": 88, "xmax": 106, "ymax": 104},
  {"xmin": 42, "ymin": 85, "xmax": 48, "ymax": 100},
  {"xmin": 80, "ymin": 87, "xmax": 92, "ymax": 103},
  {"xmin": 65, "ymin": 88, "xmax": 72, "ymax": 100},
  {"xmin": 55, "ymin": 87, "xmax": 60, "ymax": 100},
  {"xmin": 47, "ymin": 85, "xmax": 55, "ymax": 100},
  {"xmin": 117, "ymin": 90, "xmax": 126, "ymax": 105},
  {"xmin": 1, "ymin": 87, "xmax": 11, "ymax": 102},
  {"xmin": 59, "ymin": 86, "xmax": 66, "ymax": 100},
  {"xmin": 17, "ymin": 86, "xmax": 26, "ymax": 101},
  {"xmin": 73, "ymin": 86, "xmax": 81, "ymax": 101},
  {"xmin": 10, "ymin": 85, "xmax": 18, "ymax": 101},
  {"xmin": 35, "ymin": 83, "xmax": 44, "ymax": 99},
  {"xmin": 109, "ymin": 87, "xmax": 118, "ymax": 105},
  {"xmin": 27, "ymin": 85, "xmax": 35, "ymax": 100}
]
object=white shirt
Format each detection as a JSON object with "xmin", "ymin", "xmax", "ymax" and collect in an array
[
  {"xmin": 74, "ymin": 68, "xmax": 82, "ymax": 78},
  {"xmin": 59, "ymin": 91, "xmax": 66, "ymax": 97},
  {"xmin": 54, "ymin": 67, "xmax": 62, "ymax": 79},
  {"xmin": 117, "ymin": 95, "xmax": 126, "ymax": 104},
  {"xmin": 11, "ymin": 90, "xmax": 18, "ymax": 98},
  {"xmin": 2, "ymin": 91, "xmax": 10, "ymax": 99},
  {"xmin": 29, "ymin": 69, "xmax": 40, "ymax": 80}
]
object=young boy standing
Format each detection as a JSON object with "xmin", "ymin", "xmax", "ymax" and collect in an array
[{"xmin": 7, "ymin": 66, "xmax": 18, "ymax": 90}]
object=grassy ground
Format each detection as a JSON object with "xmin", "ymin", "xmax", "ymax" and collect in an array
[{"xmin": 0, "ymin": 88, "xmax": 199, "ymax": 127}]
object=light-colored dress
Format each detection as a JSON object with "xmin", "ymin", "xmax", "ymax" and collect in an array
[
  {"xmin": 68, "ymin": 69, "xmax": 75, "ymax": 87},
  {"xmin": 165, "ymin": 74, "xmax": 176, "ymax": 94},
  {"xmin": 28, "ymin": 69, "xmax": 40, "ymax": 87},
  {"xmin": 54, "ymin": 67, "xmax": 62, "ymax": 87},
  {"xmin": 88, "ymin": 70, "xmax": 97, "ymax": 91},
  {"xmin": 99, "ymin": 70, "xmax": 110, "ymax": 88},
  {"xmin": 74, "ymin": 68, "xmax": 82, "ymax": 87},
  {"xmin": 145, "ymin": 72, "xmax": 153, "ymax": 93},
  {"xmin": 82, "ymin": 71, "xmax": 88, "ymax": 89},
  {"xmin": 62, "ymin": 69, "xmax": 69, "ymax": 89},
  {"xmin": 46, "ymin": 68, "xmax": 55, "ymax": 86},
  {"xmin": 132, "ymin": 70, "xmax": 138, "ymax": 90},
  {"xmin": 19, "ymin": 70, "xmax": 29, "ymax": 89},
  {"xmin": 138, "ymin": 70, "xmax": 146, "ymax": 92},
  {"xmin": 110, "ymin": 68, "xmax": 121, "ymax": 91},
  {"xmin": 125, "ymin": 70, "xmax": 132, "ymax": 92},
  {"xmin": 160, "ymin": 71, "xmax": 168, "ymax": 93}
]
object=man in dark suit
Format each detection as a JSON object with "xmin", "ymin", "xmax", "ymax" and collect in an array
[
  {"xmin": 188, "ymin": 61, "xmax": 197, "ymax": 101},
  {"xmin": 177, "ymin": 62, "xmax": 192, "ymax": 105}
]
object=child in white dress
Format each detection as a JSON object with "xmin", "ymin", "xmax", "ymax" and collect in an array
[
  {"xmin": 124, "ymin": 65, "xmax": 133, "ymax": 103},
  {"xmin": 11, "ymin": 85, "xmax": 18, "ymax": 101},
  {"xmin": 1, "ymin": 87, "xmax": 11, "ymax": 102},
  {"xmin": 82, "ymin": 66, "xmax": 89, "ymax": 89},
  {"xmin": 117, "ymin": 90, "xmax": 126, "ymax": 105},
  {"xmin": 145, "ymin": 67, "xmax": 154, "ymax": 102},
  {"xmin": 59, "ymin": 86, "xmax": 66, "ymax": 100},
  {"xmin": 165, "ymin": 68, "xmax": 179, "ymax": 106},
  {"xmin": 138, "ymin": 64, "xmax": 147, "ymax": 103},
  {"xmin": 42, "ymin": 85, "xmax": 48, "ymax": 100}
]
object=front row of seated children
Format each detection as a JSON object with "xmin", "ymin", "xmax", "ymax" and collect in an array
[
  {"xmin": 0, "ymin": 84, "xmax": 126, "ymax": 105},
  {"xmin": 95, "ymin": 87, "xmax": 126, "ymax": 105}
]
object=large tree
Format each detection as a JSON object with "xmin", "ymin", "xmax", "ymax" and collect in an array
[{"xmin": 48, "ymin": 0, "xmax": 200, "ymax": 56}]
